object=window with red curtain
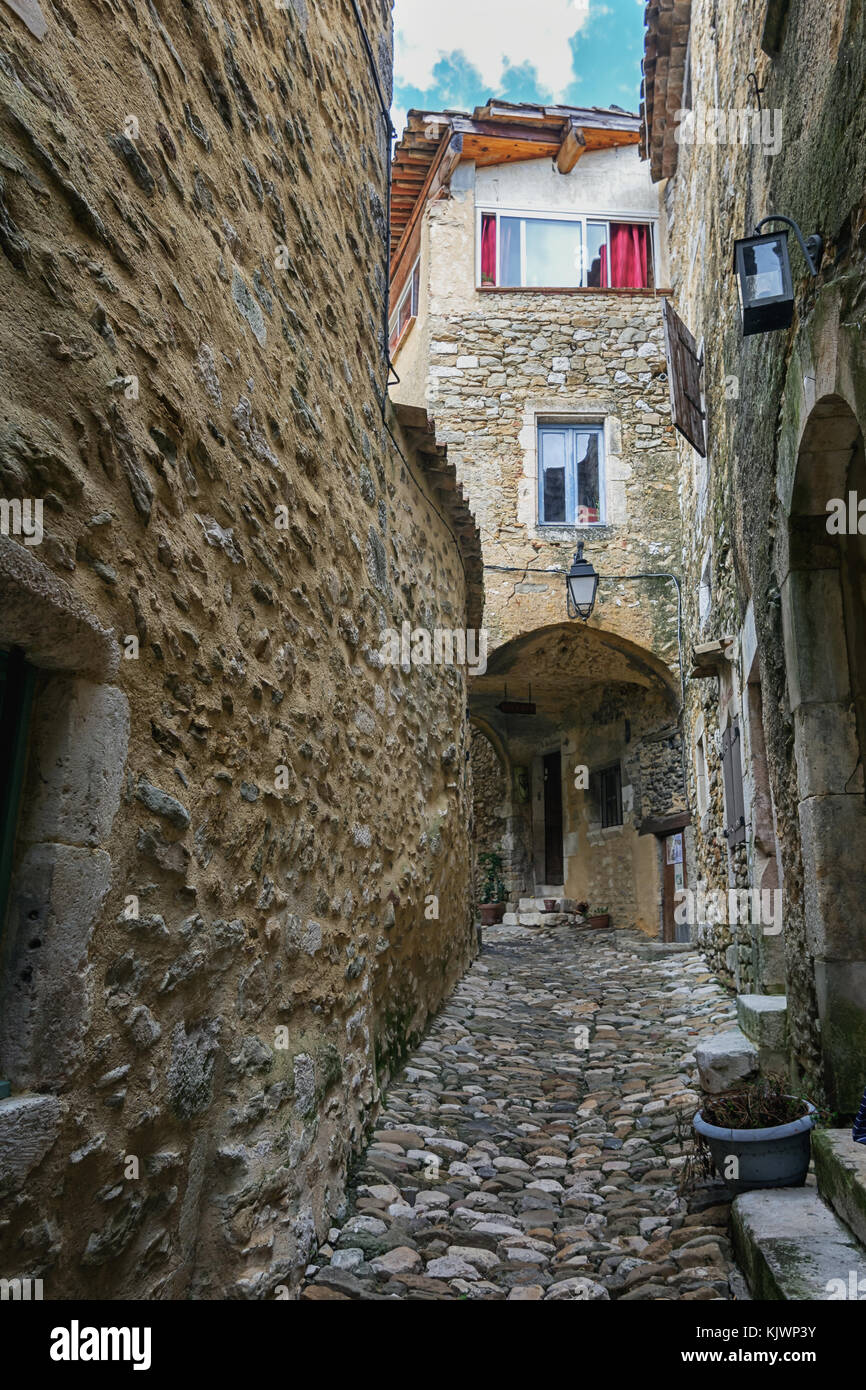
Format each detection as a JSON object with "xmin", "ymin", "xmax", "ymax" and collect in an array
[
  {"xmin": 481, "ymin": 214, "xmax": 497, "ymax": 284},
  {"xmin": 609, "ymin": 223, "xmax": 650, "ymax": 288}
]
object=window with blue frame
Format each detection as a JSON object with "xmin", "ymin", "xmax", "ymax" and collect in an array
[{"xmin": 538, "ymin": 423, "xmax": 604, "ymax": 525}]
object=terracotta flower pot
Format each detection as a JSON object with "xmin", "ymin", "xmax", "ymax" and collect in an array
[
  {"xmin": 543, "ymin": 898, "xmax": 557, "ymax": 912},
  {"xmin": 587, "ymin": 913, "xmax": 611, "ymax": 929},
  {"xmin": 480, "ymin": 902, "xmax": 505, "ymax": 926}
]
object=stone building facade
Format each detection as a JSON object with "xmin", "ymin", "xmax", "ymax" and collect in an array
[
  {"xmin": 390, "ymin": 102, "xmax": 688, "ymax": 933},
  {"xmin": 641, "ymin": 0, "xmax": 866, "ymax": 1109},
  {"xmin": 0, "ymin": 0, "xmax": 482, "ymax": 1297}
]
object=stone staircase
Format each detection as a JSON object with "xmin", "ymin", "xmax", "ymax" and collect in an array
[
  {"xmin": 696, "ymin": 992, "xmax": 866, "ymax": 1298},
  {"xmin": 732, "ymin": 1134, "xmax": 866, "ymax": 1300}
]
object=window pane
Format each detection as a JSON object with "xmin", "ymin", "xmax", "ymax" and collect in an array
[
  {"xmin": 587, "ymin": 221, "xmax": 608, "ymax": 287},
  {"xmin": 411, "ymin": 261, "xmax": 420, "ymax": 314},
  {"xmin": 576, "ymin": 431, "xmax": 601, "ymax": 523},
  {"xmin": 525, "ymin": 218, "xmax": 583, "ymax": 287},
  {"xmin": 742, "ymin": 239, "xmax": 785, "ymax": 300},
  {"xmin": 500, "ymin": 217, "xmax": 521, "ymax": 287},
  {"xmin": 540, "ymin": 430, "xmax": 567, "ymax": 523},
  {"xmin": 609, "ymin": 222, "xmax": 649, "ymax": 288}
]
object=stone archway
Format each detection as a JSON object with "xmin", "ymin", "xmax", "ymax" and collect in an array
[
  {"xmin": 780, "ymin": 392, "xmax": 866, "ymax": 1110},
  {"xmin": 469, "ymin": 620, "xmax": 684, "ymax": 930}
]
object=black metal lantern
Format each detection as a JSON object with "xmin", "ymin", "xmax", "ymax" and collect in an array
[
  {"xmin": 566, "ymin": 541, "xmax": 599, "ymax": 621},
  {"xmin": 733, "ymin": 216, "xmax": 822, "ymax": 337}
]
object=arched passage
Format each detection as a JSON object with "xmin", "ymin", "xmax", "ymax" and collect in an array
[
  {"xmin": 781, "ymin": 392, "xmax": 866, "ymax": 1109},
  {"xmin": 469, "ymin": 621, "xmax": 686, "ymax": 931}
]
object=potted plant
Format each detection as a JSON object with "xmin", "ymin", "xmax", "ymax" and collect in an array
[
  {"xmin": 586, "ymin": 905, "xmax": 611, "ymax": 929},
  {"xmin": 692, "ymin": 1074, "xmax": 817, "ymax": 1192},
  {"xmin": 575, "ymin": 900, "xmax": 589, "ymax": 923},
  {"xmin": 478, "ymin": 851, "xmax": 506, "ymax": 926}
]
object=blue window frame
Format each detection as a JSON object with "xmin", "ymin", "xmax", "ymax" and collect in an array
[{"xmin": 538, "ymin": 423, "xmax": 604, "ymax": 525}]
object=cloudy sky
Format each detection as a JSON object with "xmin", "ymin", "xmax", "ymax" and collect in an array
[{"xmin": 392, "ymin": 0, "xmax": 647, "ymax": 133}]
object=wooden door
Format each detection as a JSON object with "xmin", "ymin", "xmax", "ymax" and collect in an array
[{"xmin": 543, "ymin": 751, "xmax": 563, "ymax": 885}]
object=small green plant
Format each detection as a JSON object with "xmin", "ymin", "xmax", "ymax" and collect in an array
[
  {"xmin": 478, "ymin": 850, "xmax": 506, "ymax": 904},
  {"xmin": 588, "ymin": 905, "xmax": 609, "ymax": 917}
]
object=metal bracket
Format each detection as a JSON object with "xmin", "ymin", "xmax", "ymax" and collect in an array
[{"xmin": 754, "ymin": 214, "xmax": 823, "ymax": 277}]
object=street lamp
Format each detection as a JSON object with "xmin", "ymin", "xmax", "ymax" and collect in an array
[
  {"xmin": 566, "ymin": 541, "xmax": 599, "ymax": 621},
  {"xmin": 733, "ymin": 215, "xmax": 822, "ymax": 336}
]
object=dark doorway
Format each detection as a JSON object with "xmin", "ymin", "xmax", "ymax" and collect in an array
[
  {"xmin": 543, "ymin": 750, "xmax": 563, "ymax": 884},
  {"xmin": 661, "ymin": 829, "xmax": 687, "ymax": 942}
]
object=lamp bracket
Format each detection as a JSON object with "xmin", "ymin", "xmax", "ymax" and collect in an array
[{"xmin": 754, "ymin": 214, "xmax": 823, "ymax": 277}]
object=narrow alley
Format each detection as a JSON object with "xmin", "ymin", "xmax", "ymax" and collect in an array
[{"xmin": 302, "ymin": 923, "xmax": 743, "ymax": 1301}]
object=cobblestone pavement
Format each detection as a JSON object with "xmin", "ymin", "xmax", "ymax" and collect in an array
[{"xmin": 302, "ymin": 924, "xmax": 748, "ymax": 1301}]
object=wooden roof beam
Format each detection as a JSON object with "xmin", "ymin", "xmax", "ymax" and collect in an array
[{"xmin": 556, "ymin": 119, "xmax": 587, "ymax": 174}]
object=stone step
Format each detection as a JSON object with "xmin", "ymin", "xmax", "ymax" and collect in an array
[
  {"xmin": 736, "ymin": 993, "xmax": 788, "ymax": 1070},
  {"xmin": 813, "ymin": 1128, "xmax": 866, "ymax": 1249},
  {"xmin": 695, "ymin": 1026, "xmax": 758, "ymax": 1094},
  {"xmin": 732, "ymin": 1186, "xmax": 866, "ymax": 1299}
]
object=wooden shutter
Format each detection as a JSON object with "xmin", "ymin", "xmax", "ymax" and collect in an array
[
  {"xmin": 721, "ymin": 720, "xmax": 746, "ymax": 847},
  {"xmin": 662, "ymin": 298, "xmax": 707, "ymax": 457}
]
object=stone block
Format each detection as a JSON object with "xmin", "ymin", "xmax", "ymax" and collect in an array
[
  {"xmin": 794, "ymin": 702, "xmax": 863, "ymax": 799},
  {"xmin": 0, "ymin": 1094, "xmax": 62, "ymax": 1195},
  {"xmin": 799, "ymin": 793, "xmax": 866, "ymax": 960},
  {"xmin": 732, "ymin": 1188, "xmax": 866, "ymax": 1300},
  {"xmin": 813, "ymin": 958, "xmax": 866, "ymax": 1112},
  {"xmin": 813, "ymin": 1128, "xmax": 866, "ymax": 1249},
  {"xmin": 695, "ymin": 1028, "xmax": 758, "ymax": 1094},
  {"xmin": 0, "ymin": 844, "xmax": 111, "ymax": 1088},
  {"xmin": 781, "ymin": 569, "xmax": 850, "ymax": 711},
  {"xmin": 736, "ymin": 994, "xmax": 788, "ymax": 1051},
  {"xmin": 19, "ymin": 678, "xmax": 129, "ymax": 848}
]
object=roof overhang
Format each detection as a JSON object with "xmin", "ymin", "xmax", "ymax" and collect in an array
[
  {"xmin": 390, "ymin": 101, "xmax": 642, "ymax": 269},
  {"xmin": 639, "ymin": 0, "xmax": 693, "ymax": 182}
]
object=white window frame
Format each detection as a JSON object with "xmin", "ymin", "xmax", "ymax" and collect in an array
[
  {"xmin": 477, "ymin": 207, "xmax": 658, "ymax": 290},
  {"xmin": 537, "ymin": 419, "xmax": 606, "ymax": 527},
  {"xmin": 388, "ymin": 256, "xmax": 420, "ymax": 349}
]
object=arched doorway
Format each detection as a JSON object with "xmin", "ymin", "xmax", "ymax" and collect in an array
[
  {"xmin": 781, "ymin": 393, "xmax": 866, "ymax": 1110},
  {"xmin": 469, "ymin": 621, "xmax": 684, "ymax": 932}
]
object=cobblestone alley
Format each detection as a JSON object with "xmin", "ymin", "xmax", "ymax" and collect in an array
[{"xmin": 302, "ymin": 924, "xmax": 747, "ymax": 1301}]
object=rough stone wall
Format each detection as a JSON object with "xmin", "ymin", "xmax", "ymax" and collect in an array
[
  {"xmin": 655, "ymin": 0, "xmax": 866, "ymax": 1098},
  {"xmin": 0, "ymin": 0, "xmax": 480, "ymax": 1298},
  {"xmin": 469, "ymin": 726, "xmax": 508, "ymax": 900}
]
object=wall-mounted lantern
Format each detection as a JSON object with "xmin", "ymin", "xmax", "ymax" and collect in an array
[
  {"xmin": 733, "ymin": 215, "xmax": 823, "ymax": 336},
  {"xmin": 566, "ymin": 541, "xmax": 599, "ymax": 621}
]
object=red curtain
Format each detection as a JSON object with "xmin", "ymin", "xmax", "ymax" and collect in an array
[
  {"xmin": 609, "ymin": 223, "xmax": 649, "ymax": 288},
  {"xmin": 481, "ymin": 214, "xmax": 496, "ymax": 284},
  {"xmin": 599, "ymin": 242, "xmax": 608, "ymax": 287}
]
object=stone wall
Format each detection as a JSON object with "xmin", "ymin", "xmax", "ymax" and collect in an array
[
  {"xmin": 0, "ymin": 0, "xmax": 481, "ymax": 1297},
  {"xmin": 647, "ymin": 0, "xmax": 866, "ymax": 1104}
]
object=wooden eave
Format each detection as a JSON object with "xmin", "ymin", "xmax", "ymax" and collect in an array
[{"xmin": 390, "ymin": 103, "xmax": 642, "ymax": 263}]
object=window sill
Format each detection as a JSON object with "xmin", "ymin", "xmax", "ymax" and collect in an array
[
  {"xmin": 389, "ymin": 315, "xmax": 417, "ymax": 361},
  {"xmin": 477, "ymin": 286, "xmax": 672, "ymax": 298}
]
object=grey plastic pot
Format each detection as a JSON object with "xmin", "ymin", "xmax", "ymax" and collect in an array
[{"xmin": 692, "ymin": 1101, "xmax": 817, "ymax": 1192}]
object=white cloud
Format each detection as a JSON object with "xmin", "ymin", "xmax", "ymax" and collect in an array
[{"xmin": 393, "ymin": 0, "xmax": 592, "ymax": 103}]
